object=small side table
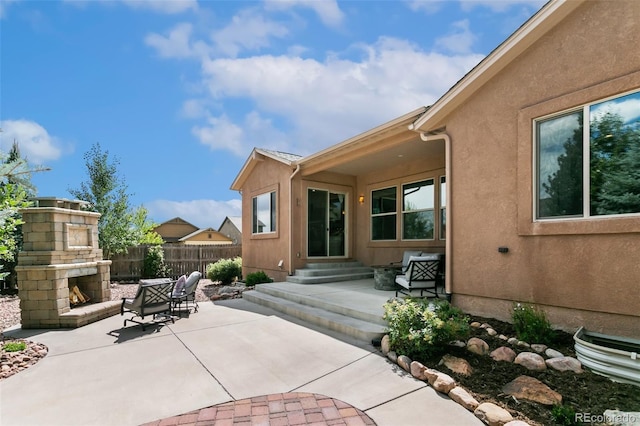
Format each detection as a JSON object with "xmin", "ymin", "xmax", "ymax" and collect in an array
[{"xmin": 371, "ymin": 265, "xmax": 401, "ymax": 291}]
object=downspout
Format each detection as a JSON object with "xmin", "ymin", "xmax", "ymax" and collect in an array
[
  {"xmin": 289, "ymin": 164, "xmax": 301, "ymax": 276},
  {"xmin": 420, "ymin": 132, "xmax": 452, "ymax": 297}
]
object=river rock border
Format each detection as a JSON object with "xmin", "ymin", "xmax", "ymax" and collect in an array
[{"xmin": 380, "ymin": 321, "xmax": 585, "ymax": 426}]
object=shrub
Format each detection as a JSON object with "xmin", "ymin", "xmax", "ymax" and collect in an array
[
  {"xmin": 383, "ymin": 298, "xmax": 469, "ymax": 359},
  {"xmin": 551, "ymin": 404, "xmax": 578, "ymax": 426},
  {"xmin": 245, "ymin": 270, "xmax": 273, "ymax": 286},
  {"xmin": 512, "ymin": 303, "xmax": 554, "ymax": 344},
  {"xmin": 206, "ymin": 257, "xmax": 242, "ymax": 285},
  {"xmin": 3, "ymin": 341, "xmax": 27, "ymax": 352},
  {"xmin": 142, "ymin": 245, "xmax": 171, "ymax": 278}
]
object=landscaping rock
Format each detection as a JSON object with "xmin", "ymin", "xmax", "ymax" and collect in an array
[
  {"xmin": 530, "ymin": 344, "xmax": 547, "ymax": 353},
  {"xmin": 474, "ymin": 402, "xmax": 514, "ymax": 426},
  {"xmin": 502, "ymin": 375, "xmax": 562, "ymax": 406},
  {"xmin": 514, "ymin": 352, "xmax": 546, "ymax": 371},
  {"xmin": 381, "ymin": 335, "xmax": 390, "ymax": 356},
  {"xmin": 410, "ymin": 361, "xmax": 427, "ymax": 380},
  {"xmin": 449, "ymin": 340, "xmax": 466, "ymax": 348},
  {"xmin": 545, "ymin": 348, "xmax": 564, "ymax": 359},
  {"xmin": 507, "ymin": 337, "xmax": 519, "ymax": 345},
  {"xmin": 498, "ymin": 334, "xmax": 509, "ymax": 341},
  {"xmin": 397, "ymin": 355, "xmax": 412, "ymax": 372},
  {"xmin": 467, "ymin": 337, "xmax": 490, "ymax": 355},
  {"xmin": 603, "ymin": 410, "xmax": 640, "ymax": 426},
  {"xmin": 387, "ymin": 351, "xmax": 397, "ymax": 363},
  {"xmin": 470, "ymin": 321, "xmax": 482, "ymax": 328},
  {"xmin": 517, "ymin": 341, "xmax": 530, "ymax": 348},
  {"xmin": 422, "ymin": 367, "xmax": 440, "ymax": 384},
  {"xmin": 449, "ymin": 386, "xmax": 479, "ymax": 411},
  {"xmin": 440, "ymin": 354, "xmax": 473, "ymax": 376},
  {"xmin": 545, "ymin": 356, "xmax": 583, "ymax": 373},
  {"xmin": 430, "ymin": 371, "xmax": 456, "ymax": 394},
  {"xmin": 504, "ymin": 421, "xmax": 532, "ymax": 426},
  {"xmin": 490, "ymin": 346, "xmax": 517, "ymax": 363},
  {"xmin": 487, "ymin": 328, "xmax": 497, "ymax": 336}
]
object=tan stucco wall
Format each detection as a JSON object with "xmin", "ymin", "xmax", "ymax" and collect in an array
[
  {"xmin": 154, "ymin": 221, "xmax": 198, "ymax": 241},
  {"xmin": 443, "ymin": 1, "xmax": 640, "ymax": 337},
  {"xmin": 182, "ymin": 231, "xmax": 232, "ymax": 245},
  {"xmin": 240, "ymin": 159, "xmax": 292, "ymax": 282},
  {"xmin": 354, "ymin": 143, "xmax": 446, "ymax": 267}
]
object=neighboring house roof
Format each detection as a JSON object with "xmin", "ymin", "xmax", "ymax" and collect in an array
[
  {"xmin": 153, "ymin": 217, "xmax": 200, "ymax": 243},
  {"xmin": 219, "ymin": 216, "xmax": 242, "ymax": 232},
  {"xmin": 410, "ymin": 0, "xmax": 584, "ymax": 133},
  {"xmin": 231, "ymin": 148, "xmax": 303, "ymax": 191},
  {"xmin": 178, "ymin": 227, "xmax": 232, "ymax": 244}
]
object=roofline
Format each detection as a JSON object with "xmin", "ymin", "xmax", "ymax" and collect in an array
[
  {"xmin": 411, "ymin": 0, "xmax": 584, "ymax": 132},
  {"xmin": 299, "ymin": 106, "xmax": 427, "ymax": 168},
  {"xmin": 230, "ymin": 148, "xmax": 299, "ymax": 191}
]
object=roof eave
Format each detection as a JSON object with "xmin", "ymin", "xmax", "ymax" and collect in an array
[{"xmin": 411, "ymin": 0, "xmax": 585, "ymax": 132}]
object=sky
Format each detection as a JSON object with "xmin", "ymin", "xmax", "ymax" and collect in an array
[{"xmin": 1, "ymin": 0, "xmax": 545, "ymax": 229}]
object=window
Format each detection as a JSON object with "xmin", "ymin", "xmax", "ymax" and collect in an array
[
  {"xmin": 402, "ymin": 179, "xmax": 434, "ymax": 240},
  {"xmin": 536, "ymin": 90, "xmax": 640, "ymax": 219},
  {"xmin": 440, "ymin": 176, "xmax": 446, "ymax": 240},
  {"xmin": 371, "ymin": 187, "xmax": 396, "ymax": 240},
  {"xmin": 252, "ymin": 191, "xmax": 276, "ymax": 234}
]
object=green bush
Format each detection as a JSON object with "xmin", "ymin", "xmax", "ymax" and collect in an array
[
  {"xmin": 142, "ymin": 245, "xmax": 171, "ymax": 278},
  {"xmin": 3, "ymin": 341, "xmax": 26, "ymax": 352},
  {"xmin": 512, "ymin": 303, "xmax": 554, "ymax": 344},
  {"xmin": 245, "ymin": 270, "xmax": 273, "ymax": 286},
  {"xmin": 206, "ymin": 257, "xmax": 242, "ymax": 284},
  {"xmin": 551, "ymin": 404, "xmax": 578, "ymax": 426},
  {"xmin": 383, "ymin": 298, "xmax": 469, "ymax": 359}
]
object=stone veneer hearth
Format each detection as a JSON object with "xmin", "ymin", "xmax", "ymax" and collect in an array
[{"xmin": 16, "ymin": 197, "xmax": 120, "ymax": 328}]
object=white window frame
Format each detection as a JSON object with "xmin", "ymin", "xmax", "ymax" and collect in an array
[
  {"xmin": 252, "ymin": 190, "xmax": 277, "ymax": 234},
  {"xmin": 534, "ymin": 88, "xmax": 640, "ymax": 221},
  {"xmin": 370, "ymin": 186, "xmax": 397, "ymax": 241},
  {"xmin": 401, "ymin": 178, "xmax": 435, "ymax": 241}
]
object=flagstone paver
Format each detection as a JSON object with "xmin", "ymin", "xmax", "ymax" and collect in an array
[{"xmin": 141, "ymin": 392, "xmax": 376, "ymax": 426}]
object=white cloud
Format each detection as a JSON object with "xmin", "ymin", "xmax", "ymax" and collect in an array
[
  {"xmin": 191, "ymin": 114, "xmax": 246, "ymax": 156},
  {"xmin": 145, "ymin": 198, "xmax": 241, "ymax": 229},
  {"xmin": 435, "ymin": 19, "xmax": 477, "ymax": 54},
  {"xmin": 121, "ymin": 0, "xmax": 198, "ymax": 14},
  {"xmin": 196, "ymin": 36, "xmax": 483, "ymax": 156},
  {"xmin": 406, "ymin": 0, "xmax": 444, "ymax": 15},
  {"xmin": 145, "ymin": 23, "xmax": 198, "ymax": 59},
  {"xmin": 0, "ymin": 119, "xmax": 63, "ymax": 164},
  {"xmin": 264, "ymin": 0, "xmax": 344, "ymax": 28},
  {"xmin": 212, "ymin": 8, "xmax": 290, "ymax": 58}
]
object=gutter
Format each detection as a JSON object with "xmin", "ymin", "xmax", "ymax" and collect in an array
[
  {"xmin": 419, "ymin": 132, "xmax": 452, "ymax": 296},
  {"xmin": 288, "ymin": 164, "xmax": 302, "ymax": 275}
]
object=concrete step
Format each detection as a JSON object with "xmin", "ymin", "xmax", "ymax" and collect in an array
[
  {"xmin": 287, "ymin": 271, "xmax": 374, "ymax": 284},
  {"xmin": 253, "ymin": 282, "xmax": 386, "ymax": 325},
  {"xmin": 288, "ymin": 261, "xmax": 373, "ymax": 284},
  {"xmin": 242, "ymin": 290, "xmax": 386, "ymax": 343}
]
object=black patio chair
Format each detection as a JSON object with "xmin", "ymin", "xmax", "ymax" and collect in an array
[
  {"xmin": 121, "ymin": 278, "xmax": 175, "ymax": 330},
  {"xmin": 395, "ymin": 255, "xmax": 441, "ymax": 298}
]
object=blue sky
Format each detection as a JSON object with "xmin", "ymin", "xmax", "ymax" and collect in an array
[{"xmin": 1, "ymin": 0, "xmax": 544, "ymax": 229}]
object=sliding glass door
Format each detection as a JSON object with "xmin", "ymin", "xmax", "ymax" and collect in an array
[{"xmin": 307, "ymin": 189, "xmax": 346, "ymax": 257}]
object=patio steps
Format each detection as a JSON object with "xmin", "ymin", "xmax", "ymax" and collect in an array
[
  {"xmin": 242, "ymin": 281, "xmax": 388, "ymax": 343},
  {"xmin": 286, "ymin": 261, "xmax": 373, "ymax": 284}
]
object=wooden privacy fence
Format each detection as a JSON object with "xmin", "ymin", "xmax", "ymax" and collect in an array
[{"xmin": 109, "ymin": 244, "xmax": 242, "ymax": 281}]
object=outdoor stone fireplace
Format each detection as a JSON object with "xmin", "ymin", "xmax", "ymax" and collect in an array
[{"xmin": 16, "ymin": 197, "xmax": 120, "ymax": 328}]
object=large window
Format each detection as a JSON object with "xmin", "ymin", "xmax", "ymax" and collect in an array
[
  {"xmin": 371, "ymin": 187, "xmax": 396, "ymax": 240},
  {"xmin": 402, "ymin": 179, "xmax": 435, "ymax": 240},
  {"xmin": 536, "ymin": 90, "xmax": 640, "ymax": 219},
  {"xmin": 252, "ymin": 191, "xmax": 276, "ymax": 234}
]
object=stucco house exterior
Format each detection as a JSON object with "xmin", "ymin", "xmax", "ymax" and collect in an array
[{"xmin": 231, "ymin": 0, "xmax": 640, "ymax": 338}]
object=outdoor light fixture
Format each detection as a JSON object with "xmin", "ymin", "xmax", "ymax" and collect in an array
[{"xmin": 358, "ymin": 195, "xmax": 365, "ymax": 205}]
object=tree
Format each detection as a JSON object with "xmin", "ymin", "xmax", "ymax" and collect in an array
[
  {"xmin": 0, "ymin": 142, "xmax": 39, "ymax": 284},
  {"xmin": 132, "ymin": 205, "xmax": 163, "ymax": 245},
  {"xmin": 68, "ymin": 143, "xmax": 138, "ymax": 259}
]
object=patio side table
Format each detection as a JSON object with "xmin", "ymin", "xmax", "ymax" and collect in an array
[{"xmin": 372, "ymin": 265, "xmax": 401, "ymax": 291}]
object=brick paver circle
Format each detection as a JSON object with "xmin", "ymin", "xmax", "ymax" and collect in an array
[{"xmin": 141, "ymin": 392, "xmax": 376, "ymax": 425}]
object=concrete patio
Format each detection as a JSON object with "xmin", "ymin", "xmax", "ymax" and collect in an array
[{"xmin": 0, "ymin": 282, "xmax": 480, "ymax": 426}]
